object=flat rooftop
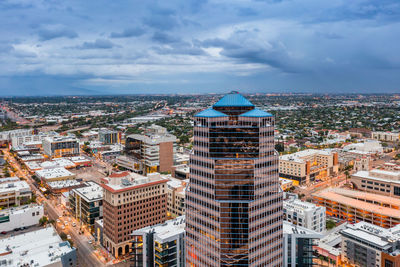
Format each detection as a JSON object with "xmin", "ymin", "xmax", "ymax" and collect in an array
[
  {"xmin": 101, "ymin": 171, "xmax": 168, "ymax": 193},
  {"xmin": 47, "ymin": 180, "xmax": 81, "ymax": 189},
  {"xmin": 313, "ymin": 188, "xmax": 400, "ymax": 218},
  {"xmin": 0, "ymin": 180, "xmax": 31, "ymax": 193},
  {"xmin": 280, "ymin": 149, "xmax": 333, "ymax": 163},
  {"xmin": 35, "ymin": 167, "xmax": 75, "ymax": 180},
  {"xmin": 0, "ymin": 204, "xmax": 43, "ymax": 217},
  {"xmin": 72, "ymin": 181, "xmax": 103, "ymax": 201},
  {"xmin": 283, "ymin": 220, "xmax": 322, "ymax": 236},
  {"xmin": 132, "ymin": 216, "xmax": 185, "ymax": 243},
  {"xmin": 0, "ymin": 226, "xmax": 75, "ymax": 266}
]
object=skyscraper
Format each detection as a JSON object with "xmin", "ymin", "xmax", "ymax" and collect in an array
[{"xmin": 186, "ymin": 92, "xmax": 283, "ymax": 266}]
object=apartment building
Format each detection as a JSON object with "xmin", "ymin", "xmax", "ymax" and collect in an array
[
  {"xmin": 99, "ymin": 128, "xmax": 121, "ymax": 145},
  {"xmin": 283, "ymin": 221, "xmax": 322, "ymax": 267},
  {"xmin": 313, "ymin": 188, "xmax": 400, "ymax": 228},
  {"xmin": 372, "ymin": 131, "xmax": 400, "ymax": 143},
  {"xmin": 101, "ymin": 171, "xmax": 168, "ymax": 258},
  {"xmin": 69, "ymin": 181, "xmax": 103, "ymax": 233},
  {"xmin": 166, "ymin": 177, "xmax": 186, "ymax": 217},
  {"xmin": 279, "ymin": 149, "xmax": 339, "ymax": 185},
  {"xmin": 43, "ymin": 136, "xmax": 80, "ymax": 158},
  {"xmin": 125, "ymin": 125, "xmax": 177, "ymax": 174},
  {"xmin": 131, "ymin": 216, "xmax": 185, "ymax": 267},
  {"xmin": 352, "ymin": 169, "xmax": 400, "ymax": 197},
  {"xmin": 341, "ymin": 222, "xmax": 400, "ymax": 267},
  {"xmin": 284, "ymin": 197, "xmax": 326, "ymax": 232},
  {"xmin": 0, "ymin": 204, "xmax": 44, "ymax": 232},
  {"xmin": 0, "ymin": 180, "xmax": 32, "ymax": 208}
]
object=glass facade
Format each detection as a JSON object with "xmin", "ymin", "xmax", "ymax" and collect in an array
[{"xmin": 186, "ymin": 92, "xmax": 283, "ymax": 266}]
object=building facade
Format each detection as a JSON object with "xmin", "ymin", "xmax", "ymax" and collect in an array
[
  {"xmin": 283, "ymin": 197, "xmax": 326, "ymax": 233},
  {"xmin": 43, "ymin": 136, "xmax": 80, "ymax": 158},
  {"xmin": 131, "ymin": 216, "xmax": 185, "ymax": 267},
  {"xmin": 0, "ymin": 180, "xmax": 32, "ymax": 208},
  {"xmin": 341, "ymin": 222, "xmax": 400, "ymax": 267},
  {"xmin": 99, "ymin": 128, "xmax": 121, "ymax": 145},
  {"xmin": 185, "ymin": 92, "xmax": 283, "ymax": 266},
  {"xmin": 279, "ymin": 149, "xmax": 339, "ymax": 185},
  {"xmin": 372, "ymin": 131, "xmax": 400, "ymax": 143},
  {"xmin": 69, "ymin": 181, "xmax": 103, "ymax": 233},
  {"xmin": 0, "ymin": 204, "xmax": 44, "ymax": 232},
  {"xmin": 352, "ymin": 169, "xmax": 400, "ymax": 197},
  {"xmin": 283, "ymin": 221, "xmax": 322, "ymax": 267},
  {"xmin": 166, "ymin": 177, "xmax": 186, "ymax": 217},
  {"xmin": 125, "ymin": 125, "xmax": 177, "ymax": 174},
  {"xmin": 101, "ymin": 172, "xmax": 168, "ymax": 258}
]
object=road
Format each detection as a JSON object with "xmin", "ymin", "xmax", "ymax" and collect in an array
[
  {"xmin": 45, "ymin": 202, "xmax": 106, "ymax": 267},
  {"xmin": 3, "ymin": 148, "xmax": 107, "ymax": 267}
]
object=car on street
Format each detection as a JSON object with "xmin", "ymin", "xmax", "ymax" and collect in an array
[
  {"xmin": 88, "ymin": 240, "xmax": 93, "ymax": 244},
  {"xmin": 0, "ymin": 231, "xmax": 7, "ymax": 235},
  {"xmin": 61, "ymin": 225, "xmax": 65, "ymax": 230},
  {"xmin": 72, "ymin": 222, "xmax": 76, "ymax": 227},
  {"xmin": 67, "ymin": 235, "xmax": 71, "ymax": 239}
]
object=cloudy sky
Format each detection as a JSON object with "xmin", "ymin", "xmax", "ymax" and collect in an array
[{"xmin": 0, "ymin": 0, "xmax": 399, "ymax": 96}]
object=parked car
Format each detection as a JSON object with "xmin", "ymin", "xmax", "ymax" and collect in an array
[
  {"xmin": 67, "ymin": 235, "xmax": 71, "ymax": 239},
  {"xmin": 0, "ymin": 231, "xmax": 7, "ymax": 235}
]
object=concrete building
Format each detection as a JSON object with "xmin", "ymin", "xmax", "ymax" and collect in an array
[
  {"xmin": 279, "ymin": 149, "xmax": 339, "ymax": 185},
  {"xmin": 116, "ymin": 155, "xmax": 141, "ymax": 172},
  {"xmin": 131, "ymin": 216, "xmax": 185, "ymax": 267},
  {"xmin": 166, "ymin": 177, "xmax": 186, "ymax": 217},
  {"xmin": 284, "ymin": 197, "xmax": 326, "ymax": 232},
  {"xmin": 101, "ymin": 171, "xmax": 168, "ymax": 258},
  {"xmin": 171, "ymin": 164, "xmax": 189, "ymax": 180},
  {"xmin": 0, "ymin": 204, "xmax": 44, "ymax": 232},
  {"xmin": 125, "ymin": 125, "xmax": 177, "ymax": 174},
  {"xmin": 0, "ymin": 180, "xmax": 32, "ymax": 208},
  {"xmin": 283, "ymin": 221, "xmax": 322, "ymax": 267},
  {"xmin": 354, "ymin": 156, "xmax": 370, "ymax": 172},
  {"xmin": 43, "ymin": 136, "xmax": 80, "ymax": 158},
  {"xmin": 341, "ymin": 222, "xmax": 400, "ymax": 267},
  {"xmin": 372, "ymin": 131, "xmax": 400, "ymax": 143},
  {"xmin": 99, "ymin": 128, "xmax": 121, "ymax": 145},
  {"xmin": 0, "ymin": 129, "xmax": 33, "ymax": 143},
  {"xmin": 35, "ymin": 167, "xmax": 76, "ymax": 182},
  {"xmin": 0, "ymin": 226, "xmax": 77, "ymax": 267},
  {"xmin": 343, "ymin": 139, "xmax": 383, "ymax": 156},
  {"xmin": 186, "ymin": 92, "xmax": 283, "ymax": 266},
  {"xmin": 313, "ymin": 188, "xmax": 400, "ymax": 228},
  {"xmin": 352, "ymin": 169, "xmax": 400, "ymax": 197},
  {"xmin": 315, "ymin": 222, "xmax": 347, "ymax": 267},
  {"xmin": 69, "ymin": 181, "xmax": 103, "ymax": 233}
]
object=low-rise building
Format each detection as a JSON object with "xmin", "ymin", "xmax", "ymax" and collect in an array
[
  {"xmin": 101, "ymin": 171, "xmax": 168, "ymax": 258},
  {"xmin": 353, "ymin": 156, "xmax": 370, "ymax": 172},
  {"xmin": 166, "ymin": 177, "xmax": 187, "ymax": 217},
  {"xmin": 283, "ymin": 220, "xmax": 322, "ymax": 267},
  {"xmin": 35, "ymin": 167, "xmax": 76, "ymax": 182},
  {"xmin": 351, "ymin": 169, "xmax": 400, "ymax": 197},
  {"xmin": 43, "ymin": 136, "xmax": 80, "ymax": 158},
  {"xmin": 372, "ymin": 131, "xmax": 400, "ymax": 143},
  {"xmin": 70, "ymin": 181, "xmax": 103, "ymax": 233},
  {"xmin": 0, "ymin": 204, "xmax": 44, "ymax": 232},
  {"xmin": 284, "ymin": 197, "xmax": 326, "ymax": 232},
  {"xmin": 313, "ymin": 188, "xmax": 400, "ymax": 228},
  {"xmin": 0, "ymin": 226, "xmax": 77, "ymax": 267},
  {"xmin": 279, "ymin": 149, "xmax": 339, "ymax": 185},
  {"xmin": 99, "ymin": 128, "xmax": 121, "ymax": 145},
  {"xmin": 131, "ymin": 216, "xmax": 185, "ymax": 267},
  {"xmin": 0, "ymin": 180, "xmax": 32, "ymax": 208},
  {"xmin": 171, "ymin": 164, "xmax": 189, "ymax": 180},
  {"xmin": 341, "ymin": 222, "xmax": 400, "ymax": 267}
]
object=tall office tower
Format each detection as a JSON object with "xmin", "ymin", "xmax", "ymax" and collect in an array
[{"xmin": 186, "ymin": 92, "xmax": 283, "ymax": 266}]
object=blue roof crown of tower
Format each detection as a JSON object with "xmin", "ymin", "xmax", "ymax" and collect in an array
[{"xmin": 213, "ymin": 91, "xmax": 255, "ymax": 107}]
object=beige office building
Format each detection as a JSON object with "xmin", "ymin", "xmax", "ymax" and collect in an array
[
  {"xmin": 279, "ymin": 149, "xmax": 339, "ymax": 185},
  {"xmin": 352, "ymin": 169, "xmax": 400, "ymax": 197},
  {"xmin": 372, "ymin": 131, "xmax": 400, "ymax": 142}
]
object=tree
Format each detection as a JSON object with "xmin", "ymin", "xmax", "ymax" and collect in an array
[
  {"xmin": 39, "ymin": 216, "xmax": 48, "ymax": 226},
  {"xmin": 326, "ymin": 219, "xmax": 336, "ymax": 230},
  {"xmin": 59, "ymin": 232, "xmax": 68, "ymax": 240}
]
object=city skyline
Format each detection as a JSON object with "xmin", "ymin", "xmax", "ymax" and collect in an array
[{"xmin": 1, "ymin": 0, "xmax": 400, "ymax": 96}]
